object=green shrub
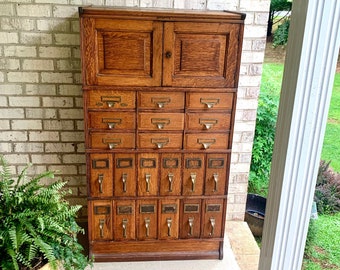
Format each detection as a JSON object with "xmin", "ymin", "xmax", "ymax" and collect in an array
[
  {"xmin": 0, "ymin": 156, "xmax": 92, "ymax": 270},
  {"xmin": 249, "ymin": 89, "xmax": 279, "ymax": 196},
  {"xmin": 273, "ymin": 19, "xmax": 290, "ymax": 47}
]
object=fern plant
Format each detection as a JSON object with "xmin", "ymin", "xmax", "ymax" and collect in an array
[{"xmin": 0, "ymin": 156, "xmax": 92, "ymax": 270}]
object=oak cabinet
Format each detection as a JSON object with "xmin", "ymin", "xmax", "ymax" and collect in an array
[{"xmin": 80, "ymin": 7, "xmax": 245, "ymax": 261}]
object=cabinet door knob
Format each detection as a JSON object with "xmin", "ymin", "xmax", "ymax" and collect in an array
[{"xmin": 165, "ymin": 51, "xmax": 172, "ymax": 58}]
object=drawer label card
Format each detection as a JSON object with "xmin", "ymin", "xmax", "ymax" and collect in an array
[
  {"xmin": 117, "ymin": 205, "xmax": 133, "ymax": 215},
  {"xmin": 140, "ymin": 158, "xmax": 157, "ymax": 168},
  {"xmin": 185, "ymin": 158, "xmax": 202, "ymax": 169},
  {"xmin": 208, "ymin": 158, "xmax": 225, "ymax": 169},
  {"xmin": 92, "ymin": 159, "xmax": 110, "ymax": 169},
  {"xmin": 162, "ymin": 204, "xmax": 177, "ymax": 214},
  {"xmin": 206, "ymin": 204, "xmax": 221, "ymax": 212},
  {"xmin": 94, "ymin": 205, "xmax": 111, "ymax": 215},
  {"xmin": 140, "ymin": 204, "xmax": 155, "ymax": 214},
  {"xmin": 163, "ymin": 158, "xmax": 179, "ymax": 168},
  {"xmin": 117, "ymin": 158, "xmax": 133, "ymax": 168},
  {"xmin": 184, "ymin": 204, "xmax": 200, "ymax": 213}
]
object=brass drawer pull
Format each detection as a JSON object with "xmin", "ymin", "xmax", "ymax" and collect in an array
[
  {"xmin": 209, "ymin": 217, "xmax": 215, "ymax": 236},
  {"xmin": 151, "ymin": 138, "xmax": 169, "ymax": 149},
  {"xmin": 102, "ymin": 138, "xmax": 121, "ymax": 149},
  {"xmin": 188, "ymin": 217, "xmax": 194, "ymax": 236},
  {"xmin": 213, "ymin": 173, "xmax": 219, "ymax": 192},
  {"xmin": 168, "ymin": 173, "xmax": 174, "ymax": 192},
  {"xmin": 152, "ymin": 97, "xmax": 171, "ymax": 108},
  {"xmin": 98, "ymin": 174, "xmax": 104, "ymax": 193},
  {"xmin": 167, "ymin": 218, "xmax": 172, "ymax": 236},
  {"xmin": 151, "ymin": 118, "xmax": 170, "ymax": 130},
  {"xmin": 102, "ymin": 118, "xmax": 122, "ymax": 129},
  {"xmin": 122, "ymin": 173, "xmax": 127, "ymax": 192},
  {"xmin": 190, "ymin": 172, "xmax": 196, "ymax": 192},
  {"xmin": 145, "ymin": 174, "xmax": 151, "ymax": 192},
  {"xmin": 199, "ymin": 119, "xmax": 218, "ymax": 130},
  {"xmin": 122, "ymin": 219, "xmax": 128, "ymax": 238},
  {"xmin": 101, "ymin": 96, "xmax": 121, "ymax": 108},
  {"xmin": 99, "ymin": 219, "xmax": 105, "ymax": 238},
  {"xmin": 145, "ymin": 217, "xmax": 150, "ymax": 237},
  {"xmin": 198, "ymin": 138, "xmax": 216, "ymax": 149},
  {"xmin": 200, "ymin": 98, "xmax": 220, "ymax": 109}
]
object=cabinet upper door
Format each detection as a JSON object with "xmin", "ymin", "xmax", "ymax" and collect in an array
[
  {"xmin": 163, "ymin": 22, "xmax": 242, "ymax": 88},
  {"xmin": 81, "ymin": 18, "xmax": 163, "ymax": 86}
]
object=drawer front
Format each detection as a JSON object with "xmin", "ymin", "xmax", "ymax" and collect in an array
[
  {"xmin": 186, "ymin": 92, "xmax": 234, "ymax": 110},
  {"xmin": 138, "ymin": 113, "xmax": 184, "ymax": 131},
  {"xmin": 160, "ymin": 153, "xmax": 182, "ymax": 196},
  {"xmin": 182, "ymin": 153, "xmax": 205, "ymax": 196},
  {"xmin": 90, "ymin": 132, "xmax": 135, "ymax": 149},
  {"xmin": 205, "ymin": 154, "xmax": 229, "ymax": 195},
  {"xmin": 137, "ymin": 153, "xmax": 159, "ymax": 196},
  {"xmin": 86, "ymin": 91, "xmax": 136, "ymax": 109},
  {"xmin": 89, "ymin": 112, "xmax": 135, "ymax": 130},
  {"xmin": 138, "ymin": 92, "xmax": 185, "ymax": 109},
  {"xmin": 114, "ymin": 200, "xmax": 136, "ymax": 241},
  {"xmin": 180, "ymin": 199, "xmax": 201, "ymax": 239},
  {"xmin": 186, "ymin": 112, "xmax": 231, "ymax": 131},
  {"xmin": 202, "ymin": 199, "xmax": 224, "ymax": 238},
  {"xmin": 114, "ymin": 153, "xmax": 136, "ymax": 197},
  {"xmin": 137, "ymin": 199, "xmax": 158, "ymax": 240},
  {"xmin": 184, "ymin": 133, "xmax": 229, "ymax": 150},
  {"xmin": 159, "ymin": 199, "xmax": 179, "ymax": 240},
  {"xmin": 138, "ymin": 133, "xmax": 182, "ymax": 149},
  {"xmin": 89, "ymin": 154, "xmax": 113, "ymax": 197},
  {"xmin": 90, "ymin": 200, "xmax": 112, "ymax": 241}
]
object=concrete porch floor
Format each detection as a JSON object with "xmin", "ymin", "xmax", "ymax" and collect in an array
[{"xmin": 88, "ymin": 221, "xmax": 260, "ymax": 270}]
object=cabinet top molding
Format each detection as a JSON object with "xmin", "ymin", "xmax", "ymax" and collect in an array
[{"xmin": 78, "ymin": 6, "xmax": 246, "ymax": 22}]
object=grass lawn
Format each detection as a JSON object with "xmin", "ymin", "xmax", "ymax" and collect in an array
[{"xmin": 260, "ymin": 63, "xmax": 340, "ymax": 172}]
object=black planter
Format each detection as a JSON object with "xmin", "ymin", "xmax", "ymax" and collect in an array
[{"xmin": 245, "ymin": 193, "xmax": 266, "ymax": 237}]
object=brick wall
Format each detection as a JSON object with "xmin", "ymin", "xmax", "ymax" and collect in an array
[{"xmin": 0, "ymin": 0, "xmax": 270, "ymax": 221}]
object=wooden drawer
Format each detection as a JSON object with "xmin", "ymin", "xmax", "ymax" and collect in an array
[
  {"xmin": 180, "ymin": 199, "xmax": 202, "ymax": 239},
  {"xmin": 86, "ymin": 91, "xmax": 136, "ymax": 109},
  {"xmin": 184, "ymin": 133, "xmax": 229, "ymax": 150},
  {"xmin": 186, "ymin": 112, "xmax": 231, "ymax": 131},
  {"xmin": 138, "ymin": 113, "xmax": 184, "ymax": 131},
  {"xmin": 90, "ymin": 200, "xmax": 112, "ymax": 241},
  {"xmin": 90, "ymin": 132, "xmax": 135, "ymax": 149},
  {"xmin": 159, "ymin": 199, "xmax": 179, "ymax": 240},
  {"xmin": 137, "ymin": 153, "xmax": 159, "ymax": 196},
  {"xmin": 137, "ymin": 199, "xmax": 158, "ymax": 240},
  {"xmin": 205, "ymin": 154, "xmax": 229, "ymax": 195},
  {"xmin": 202, "ymin": 199, "xmax": 224, "ymax": 238},
  {"xmin": 114, "ymin": 153, "xmax": 136, "ymax": 197},
  {"xmin": 138, "ymin": 132, "xmax": 182, "ymax": 149},
  {"xmin": 138, "ymin": 92, "xmax": 185, "ymax": 109},
  {"xmin": 182, "ymin": 153, "xmax": 205, "ymax": 196},
  {"xmin": 89, "ymin": 154, "xmax": 113, "ymax": 197},
  {"xmin": 186, "ymin": 92, "xmax": 234, "ymax": 110},
  {"xmin": 89, "ymin": 112, "xmax": 135, "ymax": 130},
  {"xmin": 160, "ymin": 153, "xmax": 182, "ymax": 196},
  {"xmin": 114, "ymin": 200, "xmax": 136, "ymax": 240}
]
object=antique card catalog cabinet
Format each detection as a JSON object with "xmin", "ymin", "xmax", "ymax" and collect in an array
[{"xmin": 79, "ymin": 7, "xmax": 245, "ymax": 261}]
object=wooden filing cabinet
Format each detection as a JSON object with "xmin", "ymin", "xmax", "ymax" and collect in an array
[{"xmin": 79, "ymin": 7, "xmax": 245, "ymax": 261}]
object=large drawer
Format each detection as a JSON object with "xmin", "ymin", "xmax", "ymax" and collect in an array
[
  {"xmin": 184, "ymin": 133, "xmax": 229, "ymax": 150},
  {"xmin": 138, "ymin": 113, "xmax": 184, "ymax": 131},
  {"xmin": 138, "ymin": 92, "xmax": 184, "ymax": 109},
  {"xmin": 90, "ymin": 132, "xmax": 135, "ymax": 149},
  {"xmin": 89, "ymin": 112, "xmax": 135, "ymax": 130},
  {"xmin": 138, "ymin": 132, "xmax": 182, "ymax": 149},
  {"xmin": 86, "ymin": 91, "xmax": 136, "ymax": 109},
  {"xmin": 186, "ymin": 92, "xmax": 234, "ymax": 110},
  {"xmin": 186, "ymin": 112, "xmax": 231, "ymax": 131}
]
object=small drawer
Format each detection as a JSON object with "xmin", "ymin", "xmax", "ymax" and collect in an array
[
  {"xmin": 186, "ymin": 112, "xmax": 231, "ymax": 131},
  {"xmin": 86, "ymin": 90, "xmax": 136, "ymax": 109},
  {"xmin": 138, "ymin": 92, "xmax": 184, "ymax": 109},
  {"xmin": 138, "ymin": 133, "xmax": 182, "ymax": 149},
  {"xmin": 184, "ymin": 133, "xmax": 229, "ymax": 150},
  {"xmin": 89, "ymin": 112, "xmax": 135, "ymax": 130},
  {"xmin": 90, "ymin": 133, "xmax": 135, "ymax": 149},
  {"xmin": 138, "ymin": 113, "xmax": 184, "ymax": 131},
  {"xmin": 186, "ymin": 92, "xmax": 234, "ymax": 110}
]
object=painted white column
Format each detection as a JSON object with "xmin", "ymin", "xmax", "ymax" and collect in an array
[{"xmin": 259, "ymin": 0, "xmax": 340, "ymax": 269}]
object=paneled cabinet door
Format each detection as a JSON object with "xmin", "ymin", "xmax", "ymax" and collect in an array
[
  {"xmin": 137, "ymin": 199, "xmax": 158, "ymax": 240},
  {"xmin": 114, "ymin": 200, "xmax": 135, "ymax": 240},
  {"xmin": 89, "ymin": 154, "xmax": 113, "ymax": 197},
  {"xmin": 81, "ymin": 18, "xmax": 163, "ymax": 86},
  {"xmin": 90, "ymin": 200, "xmax": 112, "ymax": 241},
  {"xmin": 163, "ymin": 22, "xmax": 242, "ymax": 88},
  {"xmin": 114, "ymin": 153, "xmax": 136, "ymax": 196}
]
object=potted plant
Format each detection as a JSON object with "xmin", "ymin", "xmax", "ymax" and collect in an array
[{"xmin": 0, "ymin": 156, "xmax": 92, "ymax": 270}]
